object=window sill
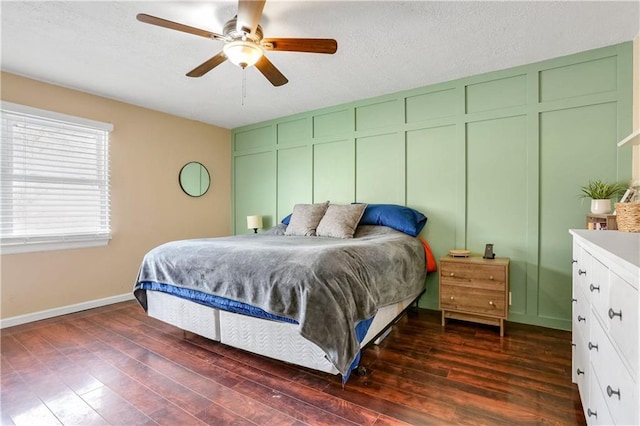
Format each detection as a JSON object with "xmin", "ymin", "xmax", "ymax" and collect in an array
[{"xmin": 1, "ymin": 237, "xmax": 111, "ymax": 255}]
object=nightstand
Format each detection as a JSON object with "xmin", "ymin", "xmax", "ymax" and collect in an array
[{"xmin": 439, "ymin": 255, "xmax": 510, "ymax": 336}]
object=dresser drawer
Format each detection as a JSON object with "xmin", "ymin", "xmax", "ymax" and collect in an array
[
  {"xmin": 589, "ymin": 316, "xmax": 638, "ymax": 426},
  {"xmin": 572, "ymin": 330, "xmax": 590, "ymax": 397},
  {"xmin": 589, "ymin": 257, "xmax": 610, "ymax": 325},
  {"xmin": 440, "ymin": 284, "xmax": 506, "ymax": 317},
  {"xmin": 572, "ymin": 285, "xmax": 589, "ymax": 342},
  {"xmin": 607, "ymin": 271, "xmax": 639, "ymax": 376},
  {"xmin": 573, "ymin": 242, "xmax": 592, "ymax": 302},
  {"xmin": 588, "ymin": 365, "xmax": 615, "ymax": 425}
]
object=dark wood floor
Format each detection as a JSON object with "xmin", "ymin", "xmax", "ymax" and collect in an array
[{"xmin": 1, "ymin": 301, "xmax": 585, "ymax": 425}]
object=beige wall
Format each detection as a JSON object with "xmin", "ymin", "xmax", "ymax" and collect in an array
[{"xmin": 1, "ymin": 72, "xmax": 232, "ymax": 319}]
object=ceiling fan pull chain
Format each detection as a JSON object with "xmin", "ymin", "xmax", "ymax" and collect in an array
[{"xmin": 241, "ymin": 67, "xmax": 247, "ymax": 106}]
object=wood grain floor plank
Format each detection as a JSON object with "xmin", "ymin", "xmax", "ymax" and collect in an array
[
  {"xmin": 232, "ymin": 379, "xmax": 358, "ymax": 426},
  {"xmin": 85, "ymin": 314, "xmax": 298, "ymax": 424},
  {"xmin": 80, "ymin": 385, "xmax": 156, "ymax": 425},
  {"xmin": 215, "ymin": 356, "xmax": 379, "ymax": 426},
  {"xmin": 1, "ymin": 302, "xmax": 585, "ymax": 425}
]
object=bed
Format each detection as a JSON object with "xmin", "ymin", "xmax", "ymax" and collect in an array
[{"xmin": 133, "ymin": 203, "xmax": 433, "ymax": 381}]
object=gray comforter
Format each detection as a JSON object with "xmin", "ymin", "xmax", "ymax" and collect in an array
[{"xmin": 134, "ymin": 224, "xmax": 426, "ymax": 375}]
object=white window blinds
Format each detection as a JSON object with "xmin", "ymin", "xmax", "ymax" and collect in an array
[{"xmin": 1, "ymin": 102, "xmax": 113, "ymax": 254}]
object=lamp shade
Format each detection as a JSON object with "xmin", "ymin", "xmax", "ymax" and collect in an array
[
  {"xmin": 223, "ymin": 41, "xmax": 263, "ymax": 68},
  {"xmin": 247, "ymin": 215, "xmax": 263, "ymax": 230}
]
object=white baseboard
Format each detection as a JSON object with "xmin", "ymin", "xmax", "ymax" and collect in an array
[{"xmin": 1, "ymin": 292, "xmax": 135, "ymax": 329}]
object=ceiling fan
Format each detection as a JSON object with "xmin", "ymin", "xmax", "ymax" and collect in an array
[{"xmin": 137, "ymin": 0, "xmax": 338, "ymax": 87}]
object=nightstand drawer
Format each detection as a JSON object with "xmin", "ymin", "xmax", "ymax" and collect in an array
[
  {"xmin": 440, "ymin": 262, "xmax": 506, "ymax": 282},
  {"xmin": 440, "ymin": 284, "xmax": 506, "ymax": 316},
  {"xmin": 440, "ymin": 276, "xmax": 505, "ymax": 292}
]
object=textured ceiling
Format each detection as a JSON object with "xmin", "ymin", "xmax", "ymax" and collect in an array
[{"xmin": 1, "ymin": 1, "xmax": 639, "ymax": 129}]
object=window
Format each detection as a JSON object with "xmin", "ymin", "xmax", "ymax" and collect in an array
[{"xmin": 1, "ymin": 102, "xmax": 113, "ymax": 254}]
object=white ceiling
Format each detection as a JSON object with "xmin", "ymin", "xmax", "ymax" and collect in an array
[{"xmin": 2, "ymin": 1, "xmax": 639, "ymax": 129}]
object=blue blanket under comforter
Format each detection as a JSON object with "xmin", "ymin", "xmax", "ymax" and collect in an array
[{"xmin": 133, "ymin": 224, "xmax": 426, "ymax": 375}]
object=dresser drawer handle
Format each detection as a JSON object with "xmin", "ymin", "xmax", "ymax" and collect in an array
[
  {"xmin": 489, "ymin": 275, "xmax": 494, "ymax": 280},
  {"xmin": 488, "ymin": 301, "xmax": 494, "ymax": 306},
  {"xmin": 608, "ymin": 308, "xmax": 622, "ymax": 321},
  {"xmin": 450, "ymin": 296, "xmax": 455, "ymax": 300},
  {"xmin": 589, "ymin": 284, "xmax": 600, "ymax": 293},
  {"xmin": 577, "ymin": 315, "xmax": 586, "ymax": 323},
  {"xmin": 450, "ymin": 272, "xmax": 455, "ymax": 277},
  {"xmin": 576, "ymin": 368, "xmax": 584, "ymax": 376},
  {"xmin": 572, "ymin": 259, "xmax": 578, "ymax": 264},
  {"xmin": 587, "ymin": 409, "xmax": 597, "ymax": 419},
  {"xmin": 588, "ymin": 342, "xmax": 598, "ymax": 351},
  {"xmin": 606, "ymin": 385, "xmax": 621, "ymax": 400},
  {"xmin": 578, "ymin": 269, "xmax": 587, "ymax": 276}
]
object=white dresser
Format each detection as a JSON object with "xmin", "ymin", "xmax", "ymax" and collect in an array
[{"xmin": 570, "ymin": 230, "xmax": 639, "ymax": 425}]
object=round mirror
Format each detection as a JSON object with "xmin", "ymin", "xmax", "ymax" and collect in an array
[{"xmin": 179, "ymin": 162, "xmax": 210, "ymax": 197}]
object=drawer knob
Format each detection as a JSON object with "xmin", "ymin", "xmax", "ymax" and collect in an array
[
  {"xmin": 489, "ymin": 275, "xmax": 494, "ymax": 280},
  {"xmin": 589, "ymin": 284, "xmax": 600, "ymax": 293},
  {"xmin": 576, "ymin": 368, "xmax": 584, "ymax": 376},
  {"xmin": 587, "ymin": 409, "xmax": 597, "ymax": 419},
  {"xmin": 572, "ymin": 259, "xmax": 578, "ymax": 264},
  {"xmin": 489, "ymin": 301, "xmax": 494, "ymax": 306},
  {"xmin": 450, "ymin": 272, "xmax": 455, "ymax": 277},
  {"xmin": 571, "ymin": 298, "xmax": 577, "ymax": 303},
  {"xmin": 588, "ymin": 342, "xmax": 598, "ymax": 351},
  {"xmin": 608, "ymin": 308, "xmax": 622, "ymax": 321},
  {"xmin": 606, "ymin": 385, "xmax": 621, "ymax": 400},
  {"xmin": 578, "ymin": 269, "xmax": 587, "ymax": 276},
  {"xmin": 450, "ymin": 296, "xmax": 455, "ymax": 300},
  {"xmin": 577, "ymin": 315, "xmax": 586, "ymax": 323}
]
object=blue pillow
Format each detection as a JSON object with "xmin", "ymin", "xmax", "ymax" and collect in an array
[
  {"xmin": 356, "ymin": 204, "xmax": 427, "ymax": 237},
  {"xmin": 281, "ymin": 213, "xmax": 292, "ymax": 225}
]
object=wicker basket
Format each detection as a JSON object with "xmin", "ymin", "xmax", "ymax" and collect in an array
[{"xmin": 615, "ymin": 202, "xmax": 640, "ymax": 232}]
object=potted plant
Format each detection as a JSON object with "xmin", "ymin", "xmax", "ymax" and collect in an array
[{"xmin": 579, "ymin": 179, "xmax": 628, "ymax": 214}]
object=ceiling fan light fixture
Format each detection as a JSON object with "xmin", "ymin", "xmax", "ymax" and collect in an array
[{"xmin": 223, "ymin": 40, "xmax": 263, "ymax": 68}]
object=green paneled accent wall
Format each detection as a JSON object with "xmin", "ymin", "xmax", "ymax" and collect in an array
[
  {"xmin": 313, "ymin": 109, "xmax": 352, "ymax": 138},
  {"xmin": 405, "ymin": 89, "xmax": 458, "ymax": 122},
  {"xmin": 313, "ymin": 139, "xmax": 355, "ymax": 204},
  {"xmin": 466, "ymin": 116, "xmax": 529, "ymax": 315},
  {"xmin": 406, "ymin": 125, "xmax": 459, "ymax": 301},
  {"xmin": 356, "ymin": 100, "xmax": 402, "ymax": 131},
  {"xmin": 539, "ymin": 102, "xmax": 619, "ymax": 321},
  {"xmin": 277, "ymin": 118, "xmax": 309, "ymax": 145},
  {"xmin": 465, "ymin": 75, "xmax": 528, "ymax": 113},
  {"xmin": 355, "ymin": 133, "xmax": 405, "ymax": 204},
  {"xmin": 231, "ymin": 42, "xmax": 633, "ymax": 330},
  {"xmin": 234, "ymin": 151, "xmax": 276, "ymax": 230},
  {"xmin": 277, "ymin": 146, "xmax": 312, "ymax": 220}
]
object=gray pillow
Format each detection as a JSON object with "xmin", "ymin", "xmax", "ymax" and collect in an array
[
  {"xmin": 316, "ymin": 203, "xmax": 367, "ymax": 238},
  {"xmin": 284, "ymin": 201, "xmax": 330, "ymax": 236}
]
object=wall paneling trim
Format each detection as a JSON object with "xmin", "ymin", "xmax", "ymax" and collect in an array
[{"xmin": 231, "ymin": 43, "xmax": 633, "ymax": 330}]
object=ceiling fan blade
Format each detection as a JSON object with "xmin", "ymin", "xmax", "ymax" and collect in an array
[
  {"xmin": 186, "ymin": 52, "xmax": 228, "ymax": 77},
  {"xmin": 136, "ymin": 13, "xmax": 224, "ymax": 40},
  {"xmin": 261, "ymin": 38, "xmax": 338, "ymax": 54},
  {"xmin": 236, "ymin": 0, "xmax": 266, "ymax": 35},
  {"xmin": 255, "ymin": 56, "xmax": 288, "ymax": 87}
]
